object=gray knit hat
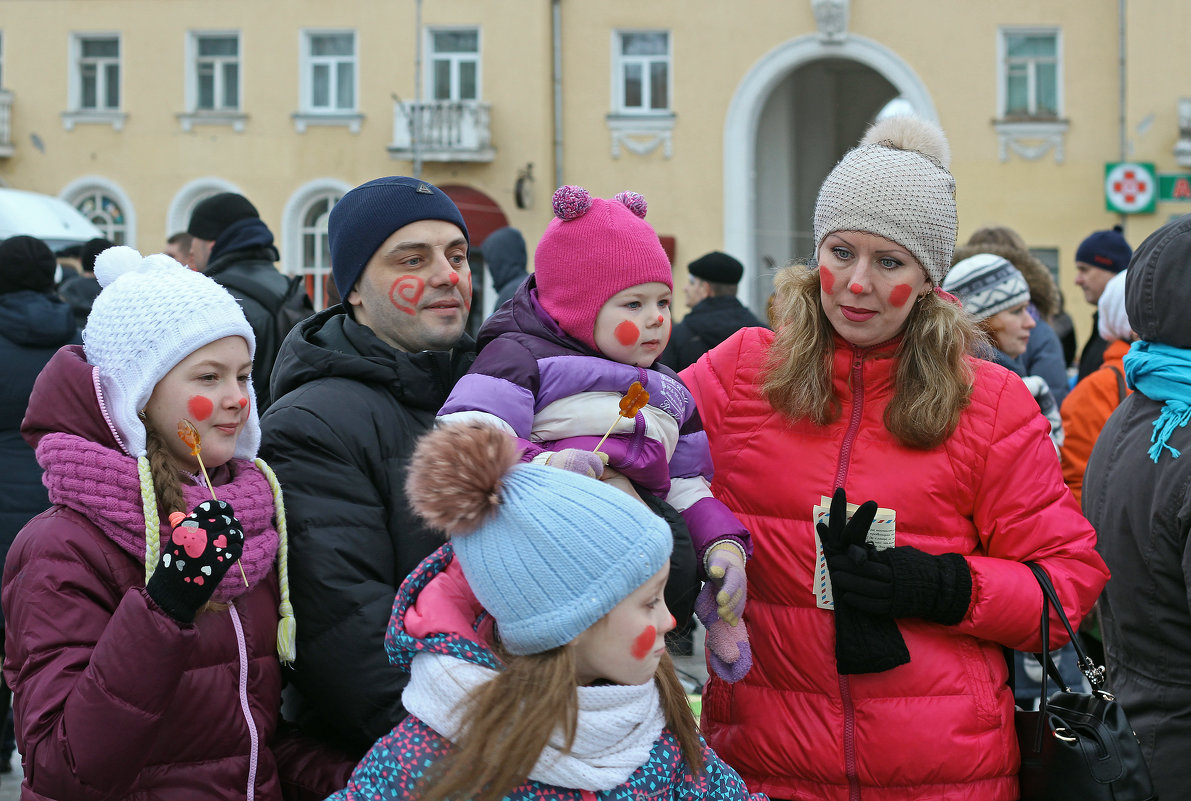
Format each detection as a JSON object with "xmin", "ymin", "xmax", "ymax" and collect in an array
[
  {"xmin": 942, "ymin": 253, "xmax": 1030, "ymax": 321},
  {"xmin": 813, "ymin": 116, "xmax": 957, "ymax": 285}
]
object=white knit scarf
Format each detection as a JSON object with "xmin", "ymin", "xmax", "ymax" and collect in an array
[{"xmin": 404, "ymin": 651, "xmax": 665, "ymax": 791}]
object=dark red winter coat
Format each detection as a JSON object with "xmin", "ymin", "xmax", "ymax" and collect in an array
[{"xmin": 3, "ymin": 345, "xmax": 353, "ymax": 800}]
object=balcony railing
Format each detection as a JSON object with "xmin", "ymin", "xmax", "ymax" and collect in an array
[
  {"xmin": 388, "ymin": 100, "xmax": 495, "ymax": 162},
  {"xmin": 0, "ymin": 90, "xmax": 13, "ymax": 158}
]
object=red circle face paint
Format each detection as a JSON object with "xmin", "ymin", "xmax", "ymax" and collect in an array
[
  {"xmin": 656, "ymin": 315, "xmax": 664, "ymax": 325},
  {"xmin": 820, "ymin": 268, "xmax": 835, "ymax": 293},
  {"xmin": 631, "ymin": 625, "xmax": 657, "ymax": 660},
  {"xmin": 614, "ymin": 320, "xmax": 639, "ymax": 346},
  {"xmin": 849, "ymin": 282, "xmax": 864, "ymax": 295},
  {"xmin": 888, "ymin": 283, "xmax": 913, "ymax": 307},
  {"xmin": 187, "ymin": 395, "xmax": 214, "ymax": 422},
  {"xmin": 238, "ymin": 396, "xmax": 249, "ymax": 410},
  {"xmin": 448, "ymin": 272, "xmax": 460, "ymax": 286}
]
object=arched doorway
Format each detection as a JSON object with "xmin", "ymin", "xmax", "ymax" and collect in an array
[
  {"xmin": 439, "ymin": 184, "xmax": 510, "ymax": 335},
  {"xmin": 724, "ymin": 34, "xmax": 938, "ymax": 313}
]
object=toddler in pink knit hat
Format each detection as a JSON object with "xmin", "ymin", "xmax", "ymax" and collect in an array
[{"xmin": 438, "ymin": 186, "xmax": 754, "ymax": 683}]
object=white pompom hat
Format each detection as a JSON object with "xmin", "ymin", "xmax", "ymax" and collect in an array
[{"xmin": 83, "ymin": 246, "xmax": 259, "ymax": 459}]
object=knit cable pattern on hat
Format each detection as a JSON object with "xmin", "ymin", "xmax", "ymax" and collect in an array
[{"xmin": 813, "ymin": 117, "xmax": 957, "ymax": 286}]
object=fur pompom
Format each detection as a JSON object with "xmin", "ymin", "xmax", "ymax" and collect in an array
[
  {"xmin": 405, "ymin": 423, "xmax": 519, "ymax": 536},
  {"xmin": 612, "ymin": 191, "xmax": 648, "ymax": 219},
  {"xmin": 93, "ymin": 245, "xmax": 147, "ymax": 289},
  {"xmin": 552, "ymin": 185, "xmax": 593, "ymax": 221},
  {"xmin": 861, "ymin": 116, "xmax": 951, "ymax": 169}
]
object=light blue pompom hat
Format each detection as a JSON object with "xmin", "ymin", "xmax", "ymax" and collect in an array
[{"xmin": 406, "ymin": 423, "xmax": 673, "ymax": 656}]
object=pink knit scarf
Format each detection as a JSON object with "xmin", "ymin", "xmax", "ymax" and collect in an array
[{"xmin": 37, "ymin": 432, "xmax": 280, "ymax": 603}]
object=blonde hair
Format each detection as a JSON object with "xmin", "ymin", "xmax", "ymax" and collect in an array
[
  {"xmin": 417, "ymin": 649, "xmax": 702, "ymax": 801},
  {"xmin": 140, "ymin": 425, "xmax": 296, "ymax": 663},
  {"xmin": 762, "ymin": 266, "xmax": 979, "ymax": 450}
]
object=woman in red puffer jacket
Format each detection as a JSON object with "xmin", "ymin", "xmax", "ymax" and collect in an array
[{"xmin": 680, "ymin": 117, "xmax": 1108, "ymax": 801}]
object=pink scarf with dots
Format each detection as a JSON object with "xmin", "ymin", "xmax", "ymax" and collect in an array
[{"xmin": 36, "ymin": 432, "xmax": 279, "ymax": 603}]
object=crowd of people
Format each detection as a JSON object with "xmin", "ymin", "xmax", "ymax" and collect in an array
[{"xmin": 0, "ymin": 111, "xmax": 1184, "ymax": 800}]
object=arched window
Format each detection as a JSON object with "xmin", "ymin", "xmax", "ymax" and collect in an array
[
  {"xmin": 283, "ymin": 179, "xmax": 349, "ymax": 311},
  {"xmin": 61, "ymin": 176, "xmax": 135, "ymax": 246},
  {"xmin": 167, "ymin": 177, "xmax": 243, "ymax": 238}
]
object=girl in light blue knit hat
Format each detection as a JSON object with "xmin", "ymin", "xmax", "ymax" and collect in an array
[{"xmin": 328, "ymin": 422, "xmax": 767, "ymax": 801}]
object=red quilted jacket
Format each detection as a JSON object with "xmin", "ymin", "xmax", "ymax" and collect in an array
[{"xmin": 681, "ymin": 328, "xmax": 1108, "ymax": 801}]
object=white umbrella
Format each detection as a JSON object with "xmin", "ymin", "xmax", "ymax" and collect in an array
[{"xmin": 0, "ymin": 188, "xmax": 104, "ymax": 251}]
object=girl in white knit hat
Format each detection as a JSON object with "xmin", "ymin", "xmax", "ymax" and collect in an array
[{"xmin": 2, "ymin": 247, "xmax": 353, "ymax": 799}]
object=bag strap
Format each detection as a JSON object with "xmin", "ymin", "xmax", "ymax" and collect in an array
[
  {"xmin": 1025, "ymin": 562, "xmax": 1107, "ymax": 691},
  {"xmin": 1109, "ymin": 364, "xmax": 1128, "ymax": 403}
]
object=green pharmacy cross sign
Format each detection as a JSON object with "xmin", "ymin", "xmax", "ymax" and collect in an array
[{"xmin": 1104, "ymin": 162, "xmax": 1156, "ymax": 214}]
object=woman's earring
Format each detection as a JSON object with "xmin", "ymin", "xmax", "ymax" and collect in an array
[{"xmin": 137, "ymin": 409, "xmax": 147, "ymax": 421}]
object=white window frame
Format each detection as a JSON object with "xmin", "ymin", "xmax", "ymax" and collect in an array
[
  {"xmin": 612, "ymin": 30, "xmax": 672, "ymax": 115},
  {"xmin": 997, "ymin": 27, "xmax": 1062, "ymax": 120},
  {"xmin": 60, "ymin": 176, "xmax": 136, "ymax": 248},
  {"xmin": 179, "ymin": 30, "xmax": 246, "ymax": 132},
  {"xmin": 300, "ymin": 29, "xmax": 357, "ymax": 113},
  {"xmin": 63, "ymin": 33, "xmax": 126, "ymax": 131},
  {"xmin": 190, "ymin": 31, "xmax": 241, "ymax": 112},
  {"xmin": 71, "ymin": 33, "xmax": 121, "ymax": 112},
  {"xmin": 282, "ymin": 179, "xmax": 351, "ymax": 312},
  {"xmin": 167, "ymin": 177, "xmax": 242, "ymax": 236},
  {"xmin": 425, "ymin": 27, "xmax": 481, "ymax": 102},
  {"xmin": 294, "ymin": 29, "xmax": 361, "ymax": 133}
]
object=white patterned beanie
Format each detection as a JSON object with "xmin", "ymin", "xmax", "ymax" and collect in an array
[
  {"xmin": 1098, "ymin": 271, "xmax": 1131, "ymax": 342},
  {"xmin": 83, "ymin": 246, "xmax": 260, "ymax": 459},
  {"xmin": 407, "ymin": 423, "xmax": 672, "ymax": 656},
  {"xmin": 942, "ymin": 253, "xmax": 1030, "ymax": 321},
  {"xmin": 813, "ymin": 115, "xmax": 958, "ymax": 286}
]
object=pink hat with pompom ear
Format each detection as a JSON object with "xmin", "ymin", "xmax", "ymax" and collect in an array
[{"xmin": 533, "ymin": 186, "xmax": 673, "ymax": 351}]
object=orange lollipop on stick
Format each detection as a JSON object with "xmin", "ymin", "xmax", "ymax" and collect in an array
[
  {"xmin": 177, "ymin": 419, "xmax": 248, "ymax": 587},
  {"xmin": 593, "ymin": 381, "xmax": 650, "ymax": 454}
]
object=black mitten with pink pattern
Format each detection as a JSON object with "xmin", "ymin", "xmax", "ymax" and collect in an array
[{"xmin": 146, "ymin": 500, "xmax": 245, "ymax": 623}]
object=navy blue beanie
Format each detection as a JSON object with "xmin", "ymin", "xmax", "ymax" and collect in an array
[
  {"xmin": 329, "ymin": 177, "xmax": 469, "ymax": 300},
  {"xmin": 1076, "ymin": 225, "xmax": 1132, "ymax": 274}
]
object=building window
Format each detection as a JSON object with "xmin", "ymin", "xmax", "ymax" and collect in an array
[
  {"xmin": 297, "ymin": 192, "xmax": 340, "ymax": 310},
  {"xmin": 73, "ymin": 188, "xmax": 127, "ymax": 245},
  {"xmin": 615, "ymin": 31, "xmax": 670, "ymax": 114},
  {"xmin": 74, "ymin": 35, "xmax": 120, "ymax": 111},
  {"xmin": 303, "ymin": 31, "xmax": 356, "ymax": 112},
  {"xmin": 0, "ymin": 32, "xmax": 5, "ymax": 88},
  {"xmin": 428, "ymin": 28, "xmax": 479, "ymax": 101},
  {"xmin": 193, "ymin": 33, "xmax": 240, "ymax": 111},
  {"xmin": 1000, "ymin": 29, "xmax": 1060, "ymax": 119}
]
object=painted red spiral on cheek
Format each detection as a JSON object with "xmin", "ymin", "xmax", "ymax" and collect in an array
[
  {"xmin": 820, "ymin": 268, "xmax": 835, "ymax": 293},
  {"xmin": 888, "ymin": 283, "xmax": 913, "ymax": 307},
  {"xmin": 388, "ymin": 275, "xmax": 426, "ymax": 315},
  {"xmin": 462, "ymin": 271, "xmax": 473, "ymax": 312},
  {"xmin": 187, "ymin": 395, "xmax": 214, "ymax": 422},
  {"xmin": 614, "ymin": 320, "xmax": 639, "ymax": 346},
  {"xmin": 632, "ymin": 625, "xmax": 657, "ymax": 660}
]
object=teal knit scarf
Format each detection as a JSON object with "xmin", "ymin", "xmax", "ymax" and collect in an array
[{"xmin": 1123, "ymin": 340, "xmax": 1191, "ymax": 462}]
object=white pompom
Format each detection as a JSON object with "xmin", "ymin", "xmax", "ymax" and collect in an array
[
  {"xmin": 861, "ymin": 116, "xmax": 951, "ymax": 169},
  {"xmin": 93, "ymin": 245, "xmax": 147, "ymax": 289},
  {"xmin": 143, "ymin": 252, "xmax": 185, "ymax": 272}
]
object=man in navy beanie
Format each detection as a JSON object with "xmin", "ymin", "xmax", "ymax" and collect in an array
[
  {"xmin": 259, "ymin": 176, "xmax": 476, "ymax": 757},
  {"xmin": 1074, "ymin": 225, "xmax": 1132, "ymax": 381}
]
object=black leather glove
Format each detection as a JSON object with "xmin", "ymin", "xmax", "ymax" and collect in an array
[
  {"xmin": 828, "ymin": 542, "xmax": 972, "ymax": 625},
  {"xmin": 146, "ymin": 500, "xmax": 245, "ymax": 623},
  {"xmin": 817, "ymin": 488, "xmax": 909, "ymax": 674}
]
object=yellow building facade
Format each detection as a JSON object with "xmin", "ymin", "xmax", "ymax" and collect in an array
[{"xmin": 0, "ymin": 0, "xmax": 1188, "ymax": 340}]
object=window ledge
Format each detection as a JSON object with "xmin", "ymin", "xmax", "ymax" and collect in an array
[
  {"xmin": 292, "ymin": 112, "xmax": 363, "ymax": 134},
  {"xmin": 992, "ymin": 118, "xmax": 1069, "ymax": 163},
  {"xmin": 178, "ymin": 111, "xmax": 248, "ymax": 133},
  {"xmin": 605, "ymin": 112, "xmax": 676, "ymax": 159},
  {"xmin": 61, "ymin": 110, "xmax": 127, "ymax": 132}
]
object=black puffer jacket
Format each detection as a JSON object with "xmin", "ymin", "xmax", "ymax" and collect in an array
[
  {"xmin": 260, "ymin": 307, "xmax": 474, "ymax": 757},
  {"xmin": 0, "ymin": 290, "xmax": 78, "ymax": 628},
  {"xmin": 660, "ymin": 295, "xmax": 767, "ymax": 371},
  {"xmin": 1083, "ymin": 214, "xmax": 1191, "ymax": 801}
]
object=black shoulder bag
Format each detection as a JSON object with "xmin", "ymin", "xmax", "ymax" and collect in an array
[{"xmin": 1016, "ymin": 562, "xmax": 1155, "ymax": 801}]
